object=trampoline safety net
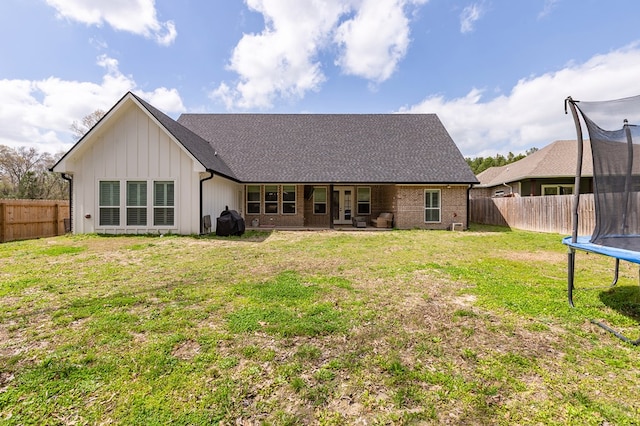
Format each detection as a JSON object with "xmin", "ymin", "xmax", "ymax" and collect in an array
[{"xmin": 572, "ymin": 95, "xmax": 640, "ymax": 251}]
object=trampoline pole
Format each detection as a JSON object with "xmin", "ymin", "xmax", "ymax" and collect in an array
[
  {"xmin": 590, "ymin": 320, "xmax": 640, "ymax": 346},
  {"xmin": 622, "ymin": 121, "xmax": 633, "ymax": 233},
  {"xmin": 610, "ymin": 258, "xmax": 620, "ymax": 287},
  {"xmin": 567, "ymin": 248, "xmax": 575, "ymax": 308},
  {"xmin": 566, "ymin": 98, "xmax": 583, "ymax": 244}
]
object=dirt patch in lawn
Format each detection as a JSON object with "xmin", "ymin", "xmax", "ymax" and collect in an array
[{"xmin": 171, "ymin": 339, "xmax": 201, "ymax": 361}]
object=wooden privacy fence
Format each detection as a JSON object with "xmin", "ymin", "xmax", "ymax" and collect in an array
[
  {"xmin": 469, "ymin": 194, "xmax": 595, "ymax": 235},
  {"xmin": 0, "ymin": 199, "xmax": 70, "ymax": 243}
]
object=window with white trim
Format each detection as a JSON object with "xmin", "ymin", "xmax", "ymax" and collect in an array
[
  {"xmin": 424, "ymin": 189, "xmax": 441, "ymax": 223},
  {"xmin": 247, "ymin": 185, "xmax": 261, "ymax": 214},
  {"xmin": 265, "ymin": 185, "xmax": 279, "ymax": 214},
  {"xmin": 313, "ymin": 187, "xmax": 327, "ymax": 214},
  {"xmin": 282, "ymin": 185, "xmax": 296, "ymax": 214},
  {"xmin": 153, "ymin": 181, "xmax": 174, "ymax": 226},
  {"xmin": 127, "ymin": 181, "xmax": 147, "ymax": 226},
  {"xmin": 99, "ymin": 181, "xmax": 120, "ymax": 226},
  {"xmin": 542, "ymin": 184, "xmax": 574, "ymax": 196},
  {"xmin": 357, "ymin": 187, "xmax": 371, "ymax": 215}
]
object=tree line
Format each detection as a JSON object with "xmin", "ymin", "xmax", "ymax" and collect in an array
[
  {"xmin": 465, "ymin": 147, "xmax": 538, "ymax": 175},
  {"xmin": 0, "ymin": 146, "xmax": 68, "ymax": 200}
]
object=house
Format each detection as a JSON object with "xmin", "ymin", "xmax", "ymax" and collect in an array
[
  {"xmin": 52, "ymin": 91, "xmax": 478, "ymax": 235},
  {"xmin": 471, "ymin": 140, "xmax": 594, "ymax": 198}
]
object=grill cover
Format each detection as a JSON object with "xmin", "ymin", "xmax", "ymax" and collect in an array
[{"xmin": 216, "ymin": 209, "xmax": 245, "ymax": 236}]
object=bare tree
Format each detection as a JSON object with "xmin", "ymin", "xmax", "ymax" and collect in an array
[
  {"xmin": 70, "ymin": 109, "xmax": 106, "ymax": 140},
  {"xmin": 0, "ymin": 146, "xmax": 44, "ymax": 189},
  {"xmin": 0, "ymin": 146, "xmax": 68, "ymax": 199}
]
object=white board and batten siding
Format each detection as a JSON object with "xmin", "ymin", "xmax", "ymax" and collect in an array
[
  {"xmin": 64, "ymin": 103, "xmax": 219, "ymax": 235},
  {"xmin": 202, "ymin": 175, "xmax": 244, "ymax": 229}
]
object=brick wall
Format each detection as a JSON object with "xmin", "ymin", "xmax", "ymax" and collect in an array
[
  {"xmin": 303, "ymin": 185, "xmax": 330, "ymax": 228},
  {"xmin": 242, "ymin": 184, "xmax": 470, "ymax": 230},
  {"xmin": 395, "ymin": 185, "xmax": 468, "ymax": 230},
  {"xmin": 245, "ymin": 185, "xmax": 305, "ymax": 228}
]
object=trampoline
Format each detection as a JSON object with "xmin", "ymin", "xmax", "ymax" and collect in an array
[{"xmin": 564, "ymin": 95, "xmax": 640, "ymax": 345}]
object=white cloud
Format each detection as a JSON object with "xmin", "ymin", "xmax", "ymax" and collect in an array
[
  {"xmin": 460, "ymin": 3, "xmax": 483, "ymax": 34},
  {"xmin": 45, "ymin": 0, "xmax": 177, "ymax": 46},
  {"xmin": 400, "ymin": 44, "xmax": 640, "ymax": 157},
  {"xmin": 538, "ymin": 0, "xmax": 560, "ymax": 19},
  {"xmin": 140, "ymin": 87, "xmax": 185, "ymax": 113},
  {"xmin": 334, "ymin": 0, "xmax": 427, "ymax": 83},
  {"xmin": 212, "ymin": 0, "xmax": 427, "ymax": 109},
  {"xmin": 0, "ymin": 55, "xmax": 185, "ymax": 153},
  {"xmin": 211, "ymin": 0, "xmax": 347, "ymax": 109}
]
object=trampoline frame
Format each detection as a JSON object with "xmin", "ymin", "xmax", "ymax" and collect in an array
[{"xmin": 564, "ymin": 97, "xmax": 640, "ymax": 345}]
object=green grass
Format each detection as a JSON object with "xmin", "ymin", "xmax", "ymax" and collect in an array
[{"xmin": 0, "ymin": 226, "xmax": 639, "ymax": 424}]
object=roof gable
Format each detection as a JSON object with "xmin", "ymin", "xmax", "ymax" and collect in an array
[
  {"xmin": 52, "ymin": 92, "xmax": 235, "ymax": 179},
  {"xmin": 130, "ymin": 94, "xmax": 236, "ymax": 180}
]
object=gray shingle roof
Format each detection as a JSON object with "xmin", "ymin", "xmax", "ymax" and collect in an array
[
  {"xmin": 475, "ymin": 140, "xmax": 593, "ymax": 188},
  {"xmin": 131, "ymin": 93, "xmax": 238, "ymax": 180},
  {"xmin": 176, "ymin": 113, "xmax": 478, "ymax": 184}
]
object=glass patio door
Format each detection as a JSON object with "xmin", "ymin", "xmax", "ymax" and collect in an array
[{"xmin": 333, "ymin": 186, "xmax": 354, "ymax": 225}]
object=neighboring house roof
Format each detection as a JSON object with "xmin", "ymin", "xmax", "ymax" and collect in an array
[
  {"xmin": 54, "ymin": 91, "xmax": 478, "ymax": 185},
  {"xmin": 178, "ymin": 113, "xmax": 478, "ymax": 184},
  {"xmin": 475, "ymin": 140, "xmax": 593, "ymax": 188}
]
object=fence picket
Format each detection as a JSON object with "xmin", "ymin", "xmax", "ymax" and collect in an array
[
  {"xmin": 0, "ymin": 199, "xmax": 70, "ymax": 243},
  {"xmin": 469, "ymin": 194, "xmax": 594, "ymax": 235}
]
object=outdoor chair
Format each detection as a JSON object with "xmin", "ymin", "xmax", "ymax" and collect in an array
[
  {"xmin": 352, "ymin": 216, "xmax": 367, "ymax": 228},
  {"xmin": 371, "ymin": 212, "xmax": 393, "ymax": 228}
]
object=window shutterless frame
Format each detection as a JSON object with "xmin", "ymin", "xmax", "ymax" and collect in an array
[
  {"xmin": 313, "ymin": 187, "xmax": 327, "ymax": 214},
  {"xmin": 424, "ymin": 189, "xmax": 441, "ymax": 223},
  {"xmin": 357, "ymin": 187, "xmax": 371, "ymax": 215},
  {"xmin": 282, "ymin": 185, "xmax": 296, "ymax": 214},
  {"xmin": 246, "ymin": 185, "xmax": 261, "ymax": 214},
  {"xmin": 126, "ymin": 181, "xmax": 147, "ymax": 226},
  {"xmin": 99, "ymin": 180, "xmax": 120, "ymax": 226},
  {"xmin": 153, "ymin": 181, "xmax": 175, "ymax": 226}
]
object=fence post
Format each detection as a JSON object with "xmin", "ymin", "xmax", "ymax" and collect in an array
[
  {"xmin": 0, "ymin": 201, "xmax": 5, "ymax": 243},
  {"xmin": 54, "ymin": 203, "xmax": 60, "ymax": 236}
]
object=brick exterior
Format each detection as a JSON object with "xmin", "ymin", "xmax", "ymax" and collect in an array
[
  {"xmin": 244, "ymin": 185, "xmax": 305, "ymax": 228},
  {"xmin": 244, "ymin": 184, "xmax": 469, "ymax": 230},
  {"xmin": 394, "ymin": 185, "xmax": 469, "ymax": 230}
]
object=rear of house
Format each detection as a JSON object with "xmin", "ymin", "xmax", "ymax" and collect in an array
[{"xmin": 52, "ymin": 92, "xmax": 478, "ymax": 234}]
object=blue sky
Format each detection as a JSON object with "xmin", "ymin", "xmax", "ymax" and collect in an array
[{"xmin": 2, "ymin": 0, "xmax": 640, "ymax": 158}]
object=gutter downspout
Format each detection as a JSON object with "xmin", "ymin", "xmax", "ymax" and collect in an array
[
  {"xmin": 467, "ymin": 185, "xmax": 472, "ymax": 230},
  {"xmin": 502, "ymin": 182, "xmax": 513, "ymax": 196},
  {"xmin": 200, "ymin": 170, "xmax": 214, "ymax": 235},
  {"xmin": 61, "ymin": 173, "xmax": 73, "ymax": 233}
]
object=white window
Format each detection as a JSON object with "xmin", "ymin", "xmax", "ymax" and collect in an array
[
  {"xmin": 357, "ymin": 187, "xmax": 371, "ymax": 215},
  {"xmin": 542, "ymin": 184, "xmax": 574, "ymax": 196},
  {"xmin": 265, "ymin": 185, "xmax": 279, "ymax": 214},
  {"xmin": 127, "ymin": 181, "xmax": 147, "ymax": 226},
  {"xmin": 247, "ymin": 185, "xmax": 261, "ymax": 214},
  {"xmin": 154, "ymin": 181, "xmax": 174, "ymax": 226},
  {"xmin": 99, "ymin": 179, "xmax": 174, "ymax": 228},
  {"xmin": 424, "ymin": 189, "xmax": 441, "ymax": 223},
  {"xmin": 99, "ymin": 181, "xmax": 120, "ymax": 226},
  {"xmin": 313, "ymin": 187, "xmax": 327, "ymax": 214},
  {"xmin": 282, "ymin": 185, "xmax": 296, "ymax": 214}
]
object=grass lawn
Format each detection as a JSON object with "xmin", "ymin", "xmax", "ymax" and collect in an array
[{"xmin": 1, "ymin": 226, "xmax": 639, "ymax": 425}]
